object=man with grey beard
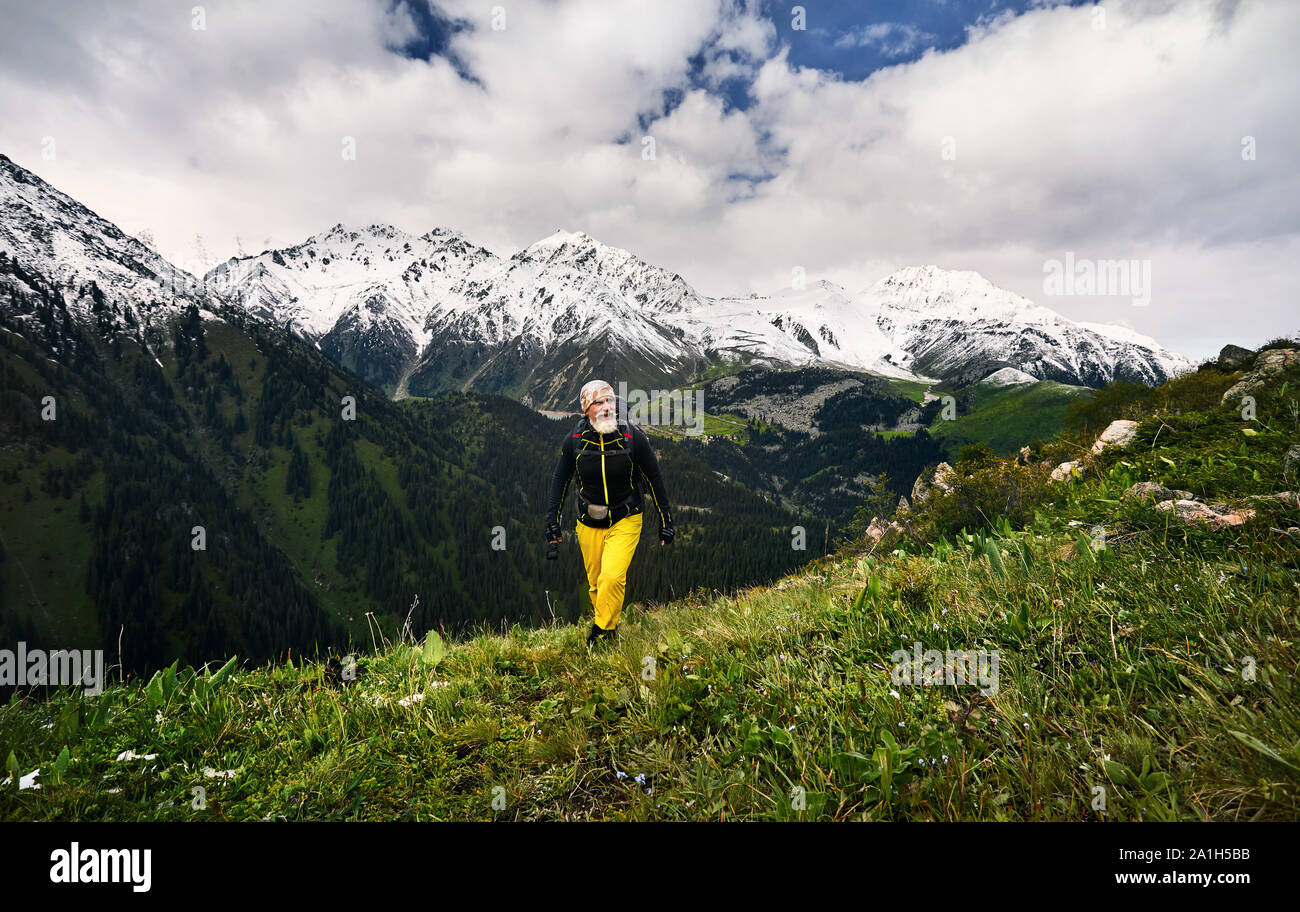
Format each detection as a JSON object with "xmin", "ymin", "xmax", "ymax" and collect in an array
[{"xmin": 545, "ymin": 379, "xmax": 675, "ymax": 646}]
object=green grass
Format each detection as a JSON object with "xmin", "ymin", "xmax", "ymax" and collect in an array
[
  {"xmin": 3, "ymin": 358, "xmax": 1297, "ymax": 821},
  {"xmin": 932, "ymin": 380, "xmax": 1091, "ymax": 456},
  {"xmin": 884, "ymin": 378, "xmax": 934, "ymax": 405}
]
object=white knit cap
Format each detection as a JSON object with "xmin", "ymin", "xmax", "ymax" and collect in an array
[{"xmin": 580, "ymin": 379, "xmax": 614, "ymax": 413}]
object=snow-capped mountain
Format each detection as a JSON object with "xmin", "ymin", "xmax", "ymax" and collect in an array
[
  {"xmin": 203, "ymin": 221, "xmax": 1191, "ymax": 407},
  {"xmin": 0, "ymin": 153, "xmax": 1191, "ymax": 410},
  {"xmin": 0, "ymin": 153, "xmax": 210, "ymax": 347}
]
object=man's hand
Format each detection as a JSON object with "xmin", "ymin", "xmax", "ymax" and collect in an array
[
  {"xmin": 659, "ymin": 524, "xmax": 675, "ymax": 546},
  {"xmin": 545, "ymin": 521, "xmax": 562, "ymax": 559}
]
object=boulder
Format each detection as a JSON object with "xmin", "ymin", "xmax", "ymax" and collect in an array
[
  {"xmin": 1091, "ymin": 419, "xmax": 1139, "ymax": 455},
  {"xmin": 1155, "ymin": 499, "xmax": 1256, "ymax": 529},
  {"xmin": 864, "ymin": 517, "xmax": 904, "ymax": 549},
  {"xmin": 1247, "ymin": 491, "xmax": 1300, "ymax": 509},
  {"xmin": 1221, "ymin": 348, "xmax": 1300, "ymax": 405},
  {"xmin": 1123, "ymin": 481, "xmax": 1194, "ymax": 503},
  {"xmin": 1017, "ymin": 446, "xmax": 1032, "ymax": 465},
  {"xmin": 1216, "ymin": 344, "xmax": 1254, "ymax": 369},
  {"xmin": 1050, "ymin": 461, "xmax": 1080, "ymax": 482},
  {"xmin": 911, "ymin": 462, "xmax": 956, "ymax": 503}
]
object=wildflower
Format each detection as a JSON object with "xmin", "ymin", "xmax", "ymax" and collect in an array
[
  {"xmin": 898, "ymin": 721, "xmax": 905, "ymax": 727},
  {"xmin": 634, "ymin": 774, "xmax": 646, "ymax": 785},
  {"xmin": 114, "ymin": 750, "xmax": 157, "ymax": 762},
  {"xmin": 889, "ymin": 690, "xmax": 900, "ymax": 699},
  {"xmin": 616, "ymin": 771, "xmax": 627, "ymax": 780}
]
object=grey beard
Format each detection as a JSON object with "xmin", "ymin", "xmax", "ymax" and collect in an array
[{"xmin": 591, "ymin": 412, "xmax": 618, "ymax": 434}]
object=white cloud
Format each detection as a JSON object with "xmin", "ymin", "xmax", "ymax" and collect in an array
[
  {"xmin": 0, "ymin": 0, "xmax": 1295, "ymax": 358},
  {"xmin": 834, "ymin": 22, "xmax": 937, "ymax": 58}
]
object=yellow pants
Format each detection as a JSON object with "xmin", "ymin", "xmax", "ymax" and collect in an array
[{"xmin": 575, "ymin": 512, "xmax": 643, "ymax": 630}]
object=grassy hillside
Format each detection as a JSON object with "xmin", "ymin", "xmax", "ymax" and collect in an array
[
  {"xmin": 930, "ymin": 379, "xmax": 1091, "ymax": 457},
  {"xmin": 3, "ymin": 345, "xmax": 1297, "ymax": 820},
  {"xmin": 0, "ymin": 283, "xmax": 816, "ymax": 677}
]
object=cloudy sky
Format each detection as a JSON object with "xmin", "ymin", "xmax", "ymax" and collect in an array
[{"xmin": 0, "ymin": 0, "xmax": 1295, "ymax": 359}]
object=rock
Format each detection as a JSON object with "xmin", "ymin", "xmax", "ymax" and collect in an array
[
  {"xmin": 1123, "ymin": 481, "xmax": 1195, "ymax": 503},
  {"xmin": 1221, "ymin": 348, "xmax": 1300, "ymax": 405},
  {"xmin": 1216, "ymin": 344, "xmax": 1254, "ymax": 369},
  {"xmin": 1284, "ymin": 445, "xmax": 1300, "ymax": 483},
  {"xmin": 933, "ymin": 462, "xmax": 956, "ymax": 493},
  {"xmin": 1017, "ymin": 446, "xmax": 1031, "ymax": 465},
  {"xmin": 1091, "ymin": 419, "xmax": 1139, "ymax": 455},
  {"xmin": 911, "ymin": 462, "xmax": 956, "ymax": 503},
  {"xmin": 1155, "ymin": 499, "xmax": 1256, "ymax": 529},
  {"xmin": 1246, "ymin": 491, "xmax": 1300, "ymax": 509},
  {"xmin": 897, "ymin": 495, "xmax": 910, "ymax": 513},
  {"xmin": 864, "ymin": 517, "xmax": 903, "ymax": 549},
  {"xmin": 1050, "ymin": 461, "xmax": 1080, "ymax": 482},
  {"xmin": 1124, "ymin": 481, "xmax": 1173, "ymax": 503}
]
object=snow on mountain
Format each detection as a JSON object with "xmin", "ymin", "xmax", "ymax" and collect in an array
[
  {"xmin": 979, "ymin": 367, "xmax": 1040, "ymax": 387},
  {"xmin": 672, "ymin": 279, "xmax": 916, "ymax": 380},
  {"xmin": 204, "ymin": 223, "xmax": 1192, "ymax": 402},
  {"xmin": 205, "ymin": 222, "xmax": 498, "ymax": 350},
  {"xmin": 0, "ymin": 153, "xmax": 1191, "ymax": 406},
  {"xmin": 0, "ymin": 153, "xmax": 206, "ymax": 329}
]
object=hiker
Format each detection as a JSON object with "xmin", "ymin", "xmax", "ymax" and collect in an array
[{"xmin": 545, "ymin": 379, "xmax": 675, "ymax": 645}]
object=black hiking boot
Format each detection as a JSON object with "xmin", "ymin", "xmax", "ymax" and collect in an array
[{"xmin": 586, "ymin": 623, "xmax": 616, "ymax": 647}]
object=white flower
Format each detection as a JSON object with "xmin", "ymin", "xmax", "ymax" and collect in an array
[
  {"xmin": 397, "ymin": 693, "xmax": 424, "ymax": 706},
  {"xmin": 114, "ymin": 750, "xmax": 157, "ymax": 762},
  {"xmin": 19, "ymin": 768, "xmax": 41, "ymax": 790},
  {"xmin": 889, "ymin": 690, "xmax": 900, "ymax": 699},
  {"xmin": 616, "ymin": 771, "xmax": 627, "ymax": 780},
  {"xmin": 202, "ymin": 767, "xmax": 237, "ymax": 779}
]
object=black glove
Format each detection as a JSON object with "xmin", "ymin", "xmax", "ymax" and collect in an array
[
  {"xmin": 546, "ymin": 541, "xmax": 558, "ymax": 560},
  {"xmin": 545, "ymin": 521, "xmax": 562, "ymax": 543},
  {"xmin": 659, "ymin": 523, "xmax": 675, "ymax": 546}
]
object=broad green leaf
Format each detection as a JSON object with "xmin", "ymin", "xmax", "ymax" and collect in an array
[
  {"xmin": 1228, "ymin": 730, "xmax": 1300, "ymax": 773},
  {"xmin": 207, "ymin": 654, "xmax": 239, "ymax": 688},
  {"xmin": 422, "ymin": 631, "xmax": 444, "ymax": 668}
]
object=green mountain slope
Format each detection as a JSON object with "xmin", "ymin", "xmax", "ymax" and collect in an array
[
  {"xmin": 929, "ymin": 378, "xmax": 1092, "ymax": 457},
  {"xmin": 5, "ymin": 344, "xmax": 1295, "ymax": 821},
  {"xmin": 0, "ymin": 272, "xmax": 816, "ymax": 677}
]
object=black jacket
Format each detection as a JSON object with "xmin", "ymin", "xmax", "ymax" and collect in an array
[{"xmin": 546, "ymin": 418, "xmax": 673, "ymax": 530}]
